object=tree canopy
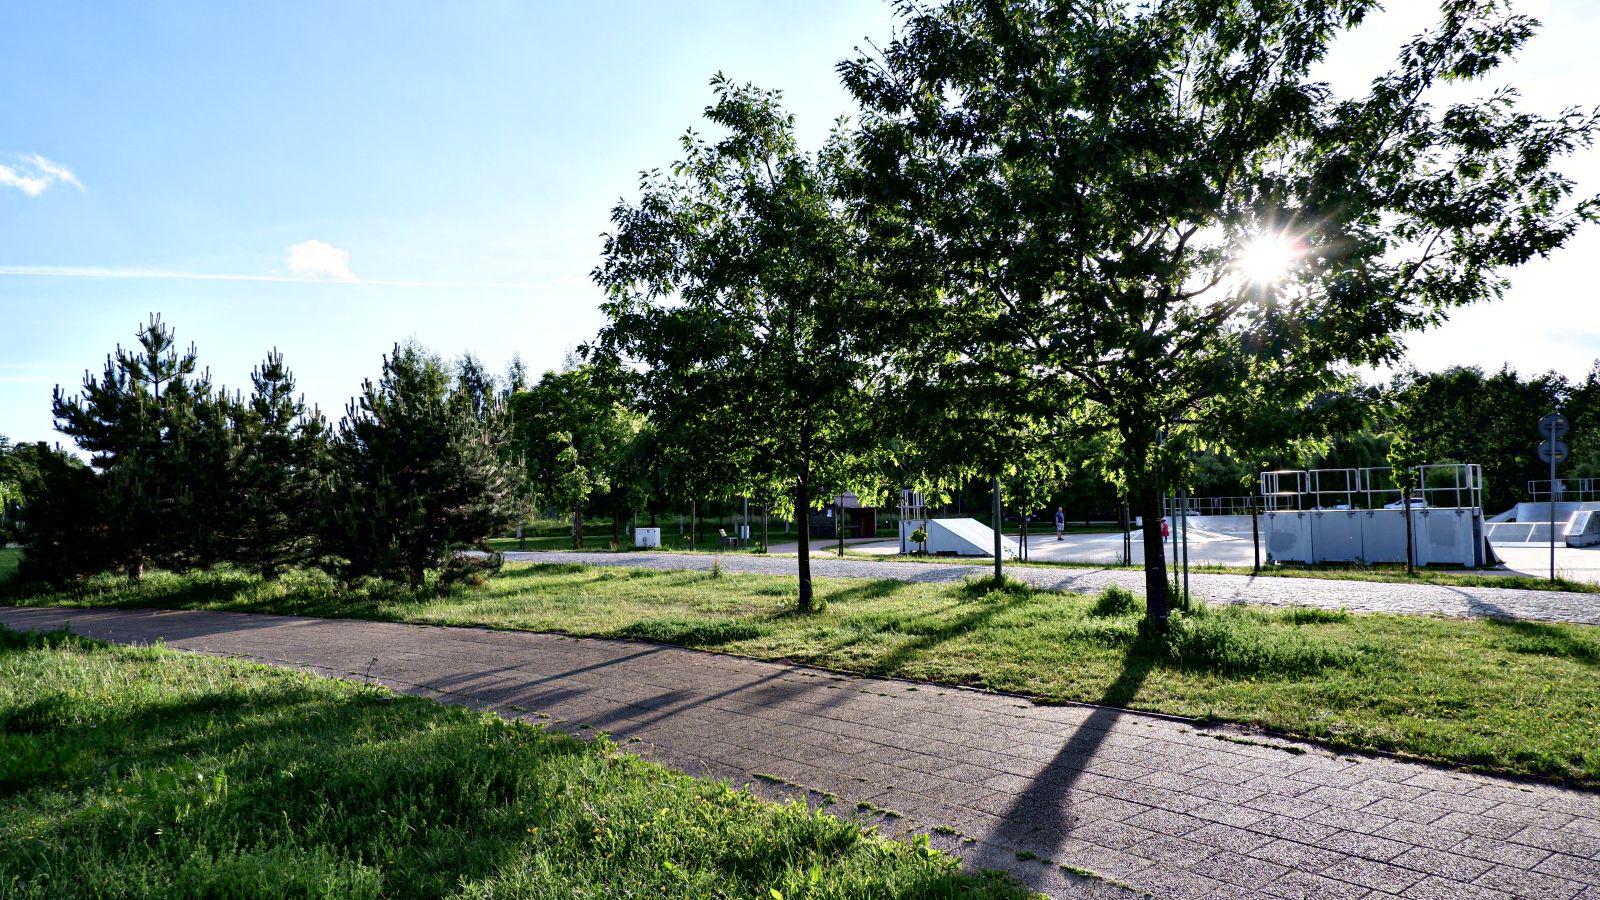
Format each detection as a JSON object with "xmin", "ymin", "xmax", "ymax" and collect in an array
[
  {"xmin": 841, "ymin": 0, "xmax": 1598, "ymax": 617},
  {"xmin": 591, "ymin": 76, "xmax": 892, "ymax": 611}
]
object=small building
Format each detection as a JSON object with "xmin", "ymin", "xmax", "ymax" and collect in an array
[{"xmin": 809, "ymin": 493, "xmax": 879, "ymax": 539}]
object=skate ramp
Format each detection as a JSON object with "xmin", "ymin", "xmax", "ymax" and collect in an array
[{"xmin": 926, "ymin": 518, "xmax": 1020, "ymax": 559}]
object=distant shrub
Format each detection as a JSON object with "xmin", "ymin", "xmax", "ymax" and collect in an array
[
  {"xmin": 1277, "ymin": 606, "xmax": 1350, "ymax": 625},
  {"xmin": 1150, "ymin": 611, "xmax": 1376, "ymax": 677},
  {"xmin": 1090, "ymin": 586, "xmax": 1141, "ymax": 617}
]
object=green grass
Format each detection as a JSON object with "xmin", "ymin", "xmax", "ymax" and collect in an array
[
  {"xmin": 8, "ymin": 563, "xmax": 1600, "ymax": 787},
  {"xmin": 0, "ymin": 625, "xmax": 1029, "ymax": 900},
  {"xmin": 0, "ymin": 548, "xmax": 20, "ymax": 583}
]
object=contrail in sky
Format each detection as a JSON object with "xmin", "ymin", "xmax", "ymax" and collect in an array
[{"xmin": 0, "ymin": 265, "xmax": 549, "ymax": 290}]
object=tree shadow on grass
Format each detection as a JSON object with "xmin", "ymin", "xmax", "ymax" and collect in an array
[
  {"xmin": 821, "ymin": 579, "xmax": 911, "ymax": 604},
  {"xmin": 1483, "ymin": 616, "xmax": 1600, "ymax": 667}
]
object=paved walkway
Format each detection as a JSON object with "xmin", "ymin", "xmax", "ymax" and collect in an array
[
  {"xmin": 511, "ymin": 551, "xmax": 1600, "ymax": 626},
  {"xmin": 4, "ymin": 606, "xmax": 1596, "ymax": 900}
]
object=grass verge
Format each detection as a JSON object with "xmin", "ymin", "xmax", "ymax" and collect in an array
[
  {"xmin": 0, "ymin": 548, "xmax": 20, "ymax": 583},
  {"xmin": 7, "ymin": 563, "xmax": 1600, "ymax": 786},
  {"xmin": 0, "ymin": 624, "xmax": 1029, "ymax": 900}
]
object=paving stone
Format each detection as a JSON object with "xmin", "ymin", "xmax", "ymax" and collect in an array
[
  {"xmin": 1454, "ymin": 835, "xmax": 1554, "ymax": 870},
  {"xmin": 1471, "ymin": 864, "xmax": 1587, "ymax": 900},
  {"xmin": 1361, "ymin": 797, "xmax": 1450, "ymax": 826},
  {"xmin": 1316, "ymin": 830, "xmax": 1416, "ymax": 863},
  {"xmin": 1189, "ymin": 849, "xmax": 1291, "ymax": 889},
  {"xmin": 1510, "ymin": 825, "xmax": 1600, "ymax": 860},
  {"xmin": 1264, "ymin": 870, "xmax": 1373, "ymax": 900},
  {"xmin": 1187, "ymin": 822, "xmax": 1279, "ymax": 854},
  {"xmin": 1191, "ymin": 799, "xmax": 1271, "ymax": 828},
  {"xmin": 1124, "ymin": 807, "xmax": 1208, "ymax": 838},
  {"xmin": 1485, "ymin": 803, "xmax": 1577, "ymax": 831},
  {"xmin": 1390, "ymin": 846, "xmax": 1497, "ymax": 882},
  {"xmin": 1255, "ymin": 837, "xmax": 1354, "ymax": 873},
  {"xmin": 1441, "ymin": 811, "xmax": 1535, "ymax": 840},
  {"xmin": 1124, "ymin": 833, "xmax": 1216, "ymax": 866},
  {"xmin": 1249, "ymin": 813, "xmax": 1340, "ymax": 845},
  {"xmin": 1324, "ymin": 857, "xmax": 1426, "ymax": 893},
  {"xmin": 1070, "ymin": 819, "xmax": 1157, "ymax": 852},
  {"xmin": 1403, "ymin": 875, "xmax": 1517, "ymax": 900},
  {"xmin": 1308, "ymin": 806, "xmax": 1399, "ymax": 837},
  {"xmin": 1535, "ymin": 854, "xmax": 1600, "ymax": 884}
]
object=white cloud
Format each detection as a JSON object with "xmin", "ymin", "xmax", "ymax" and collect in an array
[
  {"xmin": 286, "ymin": 239, "xmax": 356, "ymax": 281},
  {"xmin": 0, "ymin": 154, "xmax": 83, "ymax": 196}
]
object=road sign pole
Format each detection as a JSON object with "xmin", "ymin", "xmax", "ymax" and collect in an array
[{"xmin": 1537, "ymin": 412, "xmax": 1570, "ymax": 583}]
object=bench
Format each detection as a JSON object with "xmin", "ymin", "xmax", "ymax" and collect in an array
[{"xmin": 718, "ymin": 528, "xmax": 740, "ymax": 548}]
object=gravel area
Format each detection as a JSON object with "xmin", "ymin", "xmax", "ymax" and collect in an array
[{"xmin": 511, "ymin": 551, "xmax": 1600, "ymax": 626}]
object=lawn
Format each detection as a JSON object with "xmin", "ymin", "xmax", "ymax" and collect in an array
[
  {"xmin": 0, "ymin": 547, "xmax": 20, "ymax": 582},
  {"xmin": 0, "ymin": 625, "xmax": 1029, "ymax": 900},
  {"xmin": 8, "ymin": 562, "xmax": 1600, "ymax": 787}
]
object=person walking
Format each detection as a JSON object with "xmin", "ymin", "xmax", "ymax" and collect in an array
[{"xmin": 1054, "ymin": 506, "xmax": 1065, "ymax": 541}]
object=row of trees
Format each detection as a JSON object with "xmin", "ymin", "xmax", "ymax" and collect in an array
[
  {"xmin": 575, "ymin": 0, "xmax": 1597, "ymax": 619},
  {"xmin": 14, "ymin": 316, "xmax": 528, "ymax": 588}
]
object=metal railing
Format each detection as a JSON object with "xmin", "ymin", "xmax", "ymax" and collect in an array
[
  {"xmin": 1526, "ymin": 478, "xmax": 1600, "ymax": 502},
  {"xmin": 1258, "ymin": 464, "xmax": 1483, "ymax": 511}
]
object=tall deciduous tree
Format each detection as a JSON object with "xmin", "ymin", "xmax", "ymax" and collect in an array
[
  {"xmin": 591, "ymin": 76, "xmax": 888, "ymax": 612},
  {"xmin": 842, "ymin": 0, "xmax": 1598, "ymax": 619},
  {"xmin": 508, "ymin": 363, "xmax": 640, "ymax": 548}
]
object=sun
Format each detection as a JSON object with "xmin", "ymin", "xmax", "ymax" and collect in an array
[{"xmin": 1236, "ymin": 234, "xmax": 1299, "ymax": 286}]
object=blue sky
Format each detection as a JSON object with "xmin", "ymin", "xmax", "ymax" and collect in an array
[{"xmin": 2, "ymin": 1, "xmax": 1598, "ymax": 447}]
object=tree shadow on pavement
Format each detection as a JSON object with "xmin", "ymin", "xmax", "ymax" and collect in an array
[{"xmin": 972, "ymin": 638, "xmax": 1154, "ymax": 865}]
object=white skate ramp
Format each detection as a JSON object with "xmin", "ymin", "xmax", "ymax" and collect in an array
[{"xmin": 926, "ymin": 518, "xmax": 1020, "ymax": 559}]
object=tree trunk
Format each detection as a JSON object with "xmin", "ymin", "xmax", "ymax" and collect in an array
[
  {"xmin": 837, "ymin": 503, "xmax": 845, "ymax": 556},
  {"xmin": 611, "ymin": 510, "xmax": 620, "ymax": 550},
  {"xmin": 1139, "ymin": 486, "xmax": 1171, "ymax": 622},
  {"xmin": 796, "ymin": 478, "xmax": 814, "ymax": 612},
  {"xmin": 573, "ymin": 503, "xmax": 584, "ymax": 549},
  {"xmin": 992, "ymin": 476, "xmax": 1003, "ymax": 584}
]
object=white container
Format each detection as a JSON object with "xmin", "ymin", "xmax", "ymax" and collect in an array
[{"xmin": 634, "ymin": 527, "xmax": 661, "ymax": 549}]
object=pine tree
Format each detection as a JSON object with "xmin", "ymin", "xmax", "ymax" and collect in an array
[
  {"xmin": 232, "ymin": 351, "xmax": 327, "ymax": 579},
  {"xmin": 52, "ymin": 314, "xmax": 207, "ymax": 579},
  {"xmin": 323, "ymin": 343, "xmax": 528, "ymax": 587}
]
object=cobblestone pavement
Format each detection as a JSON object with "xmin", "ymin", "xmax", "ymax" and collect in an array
[
  {"xmin": 5, "ymin": 606, "xmax": 1596, "ymax": 900},
  {"xmin": 512, "ymin": 551, "xmax": 1600, "ymax": 626}
]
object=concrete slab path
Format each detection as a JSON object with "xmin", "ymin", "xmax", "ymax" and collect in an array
[
  {"xmin": 512, "ymin": 550, "xmax": 1600, "ymax": 626},
  {"xmin": 4, "ymin": 605, "xmax": 1597, "ymax": 900}
]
